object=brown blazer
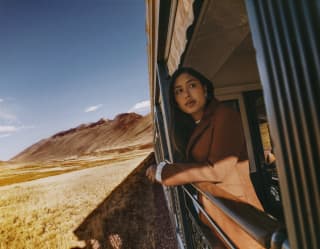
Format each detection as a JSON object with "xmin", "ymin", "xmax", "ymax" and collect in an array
[
  {"xmin": 187, "ymin": 99, "xmax": 264, "ymax": 248},
  {"xmin": 186, "ymin": 99, "xmax": 262, "ymax": 208}
]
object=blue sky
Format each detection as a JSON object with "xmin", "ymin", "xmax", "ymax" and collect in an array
[{"xmin": 0, "ymin": 0, "xmax": 150, "ymax": 160}]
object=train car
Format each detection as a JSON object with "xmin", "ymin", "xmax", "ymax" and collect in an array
[{"xmin": 145, "ymin": 1, "xmax": 319, "ymax": 249}]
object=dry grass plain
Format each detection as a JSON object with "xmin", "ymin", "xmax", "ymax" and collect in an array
[{"xmin": 0, "ymin": 147, "xmax": 152, "ymax": 249}]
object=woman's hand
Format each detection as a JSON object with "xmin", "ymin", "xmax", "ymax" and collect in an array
[{"xmin": 146, "ymin": 164, "xmax": 157, "ymax": 183}]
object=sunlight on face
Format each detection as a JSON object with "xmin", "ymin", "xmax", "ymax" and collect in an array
[{"xmin": 174, "ymin": 73, "xmax": 207, "ymax": 121}]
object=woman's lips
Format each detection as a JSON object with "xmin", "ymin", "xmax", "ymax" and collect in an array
[{"xmin": 185, "ymin": 99, "xmax": 196, "ymax": 108}]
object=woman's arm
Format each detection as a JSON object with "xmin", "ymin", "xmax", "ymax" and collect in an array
[
  {"xmin": 146, "ymin": 106, "xmax": 245, "ymax": 186},
  {"xmin": 146, "ymin": 155, "xmax": 238, "ymax": 186},
  {"xmin": 161, "ymin": 156, "xmax": 238, "ymax": 186},
  {"xmin": 161, "ymin": 107, "xmax": 245, "ymax": 186}
]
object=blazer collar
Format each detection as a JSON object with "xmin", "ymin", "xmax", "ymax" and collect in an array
[{"xmin": 186, "ymin": 98, "xmax": 220, "ymax": 159}]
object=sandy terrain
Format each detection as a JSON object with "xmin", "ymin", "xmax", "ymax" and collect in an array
[{"xmin": 0, "ymin": 150, "xmax": 151, "ymax": 249}]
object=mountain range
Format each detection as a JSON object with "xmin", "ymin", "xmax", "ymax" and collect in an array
[{"xmin": 11, "ymin": 113, "xmax": 153, "ymax": 163}]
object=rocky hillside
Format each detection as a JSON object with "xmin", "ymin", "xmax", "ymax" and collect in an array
[{"xmin": 11, "ymin": 113, "xmax": 152, "ymax": 163}]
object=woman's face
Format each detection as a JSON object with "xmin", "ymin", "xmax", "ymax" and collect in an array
[{"xmin": 173, "ymin": 73, "xmax": 207, "ymax": 121}]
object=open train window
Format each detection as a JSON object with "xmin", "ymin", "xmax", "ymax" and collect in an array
[{"xmin": 245, "ymin": 91, "xmax": 284, "ymax": 221}]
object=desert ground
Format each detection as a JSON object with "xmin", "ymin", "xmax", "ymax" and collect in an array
[{"xmin": 0, "ymin": 148, "xmax": 176, "ymax": 249}]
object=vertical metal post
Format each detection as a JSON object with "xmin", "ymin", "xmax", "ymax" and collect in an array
[
  {"xmin": 245, "ymin": 1, "xmax": 320, "ymax": 249},
  {"xmin": 156, "ymin": 62, "xmax": 174, "ymax": 162}
]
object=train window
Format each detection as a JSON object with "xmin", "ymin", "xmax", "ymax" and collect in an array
[{"xmin": 245, "ymin": 91, "xmax": 284, "ymax": 221}]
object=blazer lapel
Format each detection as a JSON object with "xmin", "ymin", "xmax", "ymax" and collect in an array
[
  {"xmin": 186, "ymin": 119, "xmax": 211, "ymax": 159},
  {"xmin": 186, "ymin": 98, "xmax": 220, "ymax": 160}
]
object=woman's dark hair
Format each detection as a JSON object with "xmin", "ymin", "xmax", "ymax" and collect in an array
[{"xmin": 169, "ymin": 67, "xmax": 215, "ymax": 158}]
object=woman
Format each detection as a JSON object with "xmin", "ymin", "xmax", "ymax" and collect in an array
[
  {"xmin": 146, "ymin": 67, "xmax": 262, "ymax": 206},
  {"xmin": 146, "ymin": 67, "xmax": 264, "ymax": 248}
]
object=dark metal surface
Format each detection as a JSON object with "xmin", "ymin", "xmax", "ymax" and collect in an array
[{"xmin": 245, "ymin": 1, "xmax": 320, "ymax": 249}]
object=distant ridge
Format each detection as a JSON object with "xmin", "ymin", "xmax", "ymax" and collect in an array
[
  {"xmin": 51, "ymin": 118, "xmax": 109, "ymax": 139},
  {"xmin": 11, "ymin": 113, "xmax": 152, "ymax": 163}
]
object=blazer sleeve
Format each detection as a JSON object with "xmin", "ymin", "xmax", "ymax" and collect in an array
[{"xmin": 207, "ymin": 106, "xmax": 246, "ymax": 165}]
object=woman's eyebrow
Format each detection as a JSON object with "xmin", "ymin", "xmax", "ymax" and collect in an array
[
  {"xmin": 174, "ymin": 78, "xmax": 197, "ymax": 88},
  {"xmin": 174, "ymin": 85, "xmax": 182, "ymax": 89},
  {"xmin": 186, "ymin": 79, "xmax": 197, "ymax": 84}
]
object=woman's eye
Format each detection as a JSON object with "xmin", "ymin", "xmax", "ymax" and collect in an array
[
  {"xmin": 189, "ymin": 82, "xmax": 197, "ymax": 88},
  {"xmin": 174, "ymin": 88, "xmax": 183, "ymax": 95}
]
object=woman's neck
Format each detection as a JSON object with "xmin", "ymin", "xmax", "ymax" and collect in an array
[
  {"xmin": 191, "ymin": 110, "xmax": 204, "ymax": 122},
  {"xmin": 191, "ymin": 98, "xmax": 219, "ymax": 122}
]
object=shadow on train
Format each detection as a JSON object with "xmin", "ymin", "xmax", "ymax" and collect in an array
[{"xmin": 72, "ymin": 153, "xmax": 177, "ymax": 249}]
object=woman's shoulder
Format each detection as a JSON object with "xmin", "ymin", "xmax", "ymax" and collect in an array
[{"xmin": 211, "ymin": 103, "xmax": 240, "ymax": 121}]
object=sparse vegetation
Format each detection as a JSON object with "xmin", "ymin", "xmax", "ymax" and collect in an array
[{"xmin": 0, "ymin": 148, "xmax": 151, "ymax": 249}]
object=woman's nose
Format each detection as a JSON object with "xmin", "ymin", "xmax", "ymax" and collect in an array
[{"xmin": 184, "ymin": 88, "xmax": 190, "ymax": 98}]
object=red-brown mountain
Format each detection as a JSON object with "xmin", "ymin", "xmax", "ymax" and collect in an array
[{"xmin": 11, "ymin": 113, "xmax": 152, "ymax": 163}]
